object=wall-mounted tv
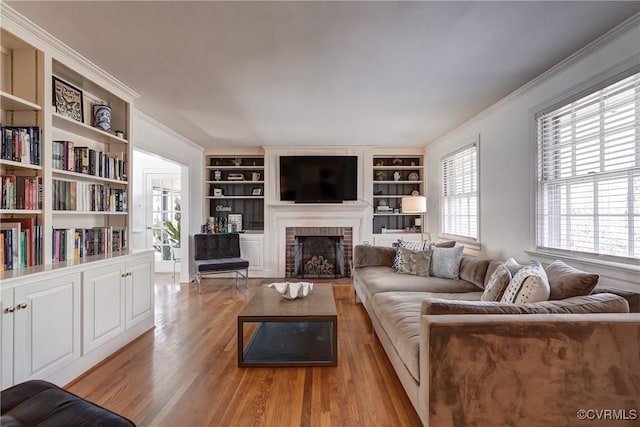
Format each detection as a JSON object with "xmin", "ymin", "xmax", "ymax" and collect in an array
[{"xmin": 279, "ymin": 156, "xmax": 358, "ymax": 203}]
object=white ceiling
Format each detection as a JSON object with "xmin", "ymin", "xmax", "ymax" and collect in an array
[{"xmin": 7, "ymin": 1, "xmax": 640, "ymax": 150}]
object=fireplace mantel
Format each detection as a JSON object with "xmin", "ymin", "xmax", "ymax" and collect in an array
[{"xmin": 268, "ymin": 203, "xmax": 370, "ymax": 277}]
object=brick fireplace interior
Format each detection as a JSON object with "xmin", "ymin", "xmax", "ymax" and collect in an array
[{"xmin": 285, "ymin": 227, "xmax": 353, "ymax": 279}]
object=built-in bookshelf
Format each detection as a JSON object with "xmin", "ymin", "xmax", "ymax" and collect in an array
[
  {"xmin": 0, "ymin": 28, "xmax": 45, "ymax": 270},
  {"xmin": 204, "ymin": 155, "xmax": 264, "ymax": 231},
  {"xmin": 372, "ymin": 154, "xmax": 425, "ymax": 234},
  {"xmin": 0, "ymin": 24, "xmax": 136, "ymax": 273}
]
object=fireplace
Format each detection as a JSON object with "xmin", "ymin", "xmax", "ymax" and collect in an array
[{"xmin": 286, "ymin": 227, "xmax": 352, "ymax": 278}]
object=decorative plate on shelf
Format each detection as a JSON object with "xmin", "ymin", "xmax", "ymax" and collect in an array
[{"xmin": 408, "ymin": 172, "xmax": 420, "ymax": 181}]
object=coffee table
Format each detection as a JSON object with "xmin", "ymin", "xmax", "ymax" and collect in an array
[{"xmin": 237, "ymin": 284, "xmax": 338, "ymax": 367}]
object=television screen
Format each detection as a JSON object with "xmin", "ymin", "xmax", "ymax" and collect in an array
[{"xmin": 279, "ymin": 156, "xmax": 357, "ymax": 203}]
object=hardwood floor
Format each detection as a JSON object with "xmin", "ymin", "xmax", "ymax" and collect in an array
[{"xmin": 66, "ymin": 274, "xmax": 421, "ymax": 426}]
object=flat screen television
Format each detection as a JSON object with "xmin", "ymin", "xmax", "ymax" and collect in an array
[{"xmin": 279, "ymin": 156, "xmax": 358, "ymax": 203}]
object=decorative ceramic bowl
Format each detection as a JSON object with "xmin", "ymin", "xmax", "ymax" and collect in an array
[{"xmin": 268, "ymin": 282, "xmax": 314, "ymax": 300}]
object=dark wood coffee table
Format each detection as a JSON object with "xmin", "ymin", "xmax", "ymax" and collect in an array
[{"xmin": 237, "ymin": 284, "xmax": 338, "ymax": 367}]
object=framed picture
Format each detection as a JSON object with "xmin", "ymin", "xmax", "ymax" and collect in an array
[
  {"xmin": 52, "ymin": 76, "xmax": 84, "ymax": 122},
  {"xmin": 252, "ymin": 187, "xmax": 262, "ymax": 196},
  {"xmin": 228, "ymin": 214, "xmax": 242, "ymax": 232}
]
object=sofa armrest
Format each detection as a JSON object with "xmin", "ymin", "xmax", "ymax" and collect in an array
[
  {"xmin": 419, "ymin": 313, "xmax": 640, "ymax": 426},
  {"xmin": 353, "ymin": 245, "xmax": 396, "ymax": 268}
]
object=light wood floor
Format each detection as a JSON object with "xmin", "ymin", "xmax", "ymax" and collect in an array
[{"xmin": 66, "ymin": 274, "xmax": 421, "ymax": 427}]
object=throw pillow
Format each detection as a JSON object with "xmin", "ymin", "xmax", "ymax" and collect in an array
[
  {"xmin": 392, "ymin": 239, "xmax": 431, "ymax": 270},
  {"xmin": 430, "ymin": 245, "xmax": 464, "ymax": 279},
  {"xmin": 500, "ymin": 262, "xmax": 550, "ymax": 304},
  {"xmin": 396, "ymin": 247, "xmax": 432, "ymax": 277},
  {"xmin": 545, "ymin": 260, "xmax": 599, "ymax": 300},
  {"xmin": 481, "ymin": 257, "xmax": 523, "ymax": 301}
]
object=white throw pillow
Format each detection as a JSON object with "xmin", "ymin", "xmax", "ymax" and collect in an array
[
  {"xmin": 481, "ymin": 258, "xmax": 523, "ymax": 301},
  {"xmin": 500, "ymin": 262, "xmax": 550, "ymax": 304}
]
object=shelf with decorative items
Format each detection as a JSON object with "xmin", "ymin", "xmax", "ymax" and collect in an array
[
  {"xmin": 0, "ymin": 28, "xmax": 46, "ymax": 270},
  {"xmin": 47, "ymin": 57, "xmax": 132, "ymax": 265},
  {"xmin": 372, "ymin": 155, "xmax": 425, "ymax": 235},
  {"xmin": 205, "ymin": 155, "xmax": 265, "ymax": 232}
]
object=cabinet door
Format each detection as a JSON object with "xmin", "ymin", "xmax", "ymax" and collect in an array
[
  {"xmin": 240, "ymin": 235, "xmax": 263, "ymax": 270},
  {"xmin": 83, "ymin": 264, "xmax": 126, "ymax": 354},
  {"xmin": 13, "ymin": 273, "xmax": 81, "ymax": 383},
  {"xmin": 1, "ymin": 288, "xmax": 15, "ymax": 389},
  {"xmin": 125, "ymin": 256, "xmax": 154, "ymax": 329}
]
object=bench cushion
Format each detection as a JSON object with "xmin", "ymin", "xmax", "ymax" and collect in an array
[{"xmin": 196, "ymin": 257, "xmax": 249, "ymax": 273}]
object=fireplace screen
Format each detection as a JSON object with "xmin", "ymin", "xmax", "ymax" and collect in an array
[{"xmin": 290, "ymin": 236, "xmax": 347, "ymax": 279}]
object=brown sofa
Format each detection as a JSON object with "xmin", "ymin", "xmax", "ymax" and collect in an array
[{"xmin": 352, "ymin": 244, "xmax": 640, "ymax": 426}]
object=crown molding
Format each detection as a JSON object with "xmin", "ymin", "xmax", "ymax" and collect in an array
[
  {"xmin": 134, "ymin": 109, "xmax": 204, "ymax": 152},
  {"xmin": 427, "ymin": 12, "xmax": 640, "ymax": 147},
  {"xmin": 1, "ymin": 4, "xmax": 140, "ymax": 100}
]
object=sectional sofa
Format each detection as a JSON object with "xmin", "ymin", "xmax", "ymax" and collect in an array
[{"xmin": 352, "ymin": 244, "xmax": 640, "ymax": 427}]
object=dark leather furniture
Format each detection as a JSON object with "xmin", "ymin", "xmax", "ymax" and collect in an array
[
  {"xmin": 194, "ymin": 233, "xmax": 249, "ymax": 292},
  {"xmin": 1, "ymin": 380, "xmax": 135, "ymax": 426}
]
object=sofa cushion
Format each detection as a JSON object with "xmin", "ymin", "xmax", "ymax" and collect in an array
[
  {"xmin": 459, "ymin": 257, "xmax": 491, "ymax": 289},
  {"xmin": 481, "ymin": 258, "xmax": 523, "ymax": 302},
  {"xmin": 430, "ymin": 246, "xmax": 464, "ymax": 279},
  {"xmin": 397, "ymin": 247, "xmax": 432, "ymax": 277},
  {"xmin": 500, "ymin": 262, "xmax": 550, "ymax": 303},
  {"xmin": 592, "ymin": 286, "xmax": 640, "ymax": 313},
  {"xmin": 421, "ymin": 293, "xmax": 629, "ymax": 315},
  {"xmin": 356, "ymin": 266, "xmax": 482, "ymax": 296},
  {"xmin": 372, "ymin": 291, "xmax": 483, "ymax": 382},
  {"xmin": 353, "ymin": 245, "xmax": 396, "ymax": 268},
  {"xmin": 545, "ymin": 260, "xmax": 599, "ymax": 300}
]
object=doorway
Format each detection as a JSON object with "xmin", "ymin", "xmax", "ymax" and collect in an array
[{"xmin": 132, "ymin": 150, "xmax": 184, "ymax": 275}]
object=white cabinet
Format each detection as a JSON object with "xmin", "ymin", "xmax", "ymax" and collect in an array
[
  {"xmin": 2, "ymin": 288, "xmax": 15, "ymax": 389},
  {"xmin": 83, "ymin": 253, "xmax": 154, "ymax": 354},
  {"xmin": 83, "ymin": 264, "xmax": 126, "ymax": 354},
  {"xmin": 373, "ymin": 233, "xmax": 423, "ymax": 248},
  {"xmin": 1, "ymin": 273, "xmax": 81, "ymax": 388},
  {"xmin": 240, "ymin": 233, "xmax": 264, "ymax": 270},
  {"xmin": 125, "ymin": 255, "xmax": 154, "ymax": 329}
]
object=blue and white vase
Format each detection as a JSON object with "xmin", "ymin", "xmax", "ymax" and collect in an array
[{"xmin": 93, "ymin": 104, "xmax": 112, "ymax": 131}]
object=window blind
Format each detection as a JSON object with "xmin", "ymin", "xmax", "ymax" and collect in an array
[
  {"xmin": 442, "ymin": 143, "xmax": 478, "ymax": 240},
  {"xmin": 536, "ymin": 71, "xmax": 640, "ymax": 260}
]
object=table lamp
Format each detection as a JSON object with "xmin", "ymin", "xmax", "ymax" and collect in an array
[{"xmin": 401, "ymin": 195, "xmax": 427, "ymax": 241}]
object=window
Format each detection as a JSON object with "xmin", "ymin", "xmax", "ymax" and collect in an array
[
  {"xmin": 536, "ymin": 71, "xmax": 640, "ymax": 261},
  {"xmin": 441, "ymin": 143, "xmax": 478, "ymax": 240}
]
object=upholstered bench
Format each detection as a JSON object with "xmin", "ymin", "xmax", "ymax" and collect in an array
[
  {"xmin": 194, "ymin": 233, "xmax": 249, "ymax": 292},
  {"xmin": 1, "ymin": 380, "xmax": 135, "ymax": 426}
]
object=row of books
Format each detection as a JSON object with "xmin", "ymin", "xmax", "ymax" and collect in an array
[
  {"xmin": 53, "ymin": 179, "xmax": 127, "ymax": 212},
  {"xmin": 52, "ymin": 227, "xmax": 128, "ymax": 262},
  {"xmin": 0, "ymin": 217, "xmax": 43, "ymax": 271},
  {"xmin": 52, "ymin": 140, "xmax": 127, "ymax": 181},
  {"xmin": 1, "ymin": 175, "xmax": 43, "ymax": 210},
  {"xmin": 1, "ymin": 126, "xmax": 41, "ymax": 166}
]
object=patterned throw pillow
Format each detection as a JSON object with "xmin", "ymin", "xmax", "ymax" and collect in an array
[
  {"xmin": 397, "ymin": 247, "xmax": 432, "ymax": 277},
  {"xmin": 392, "ymin": 240, "xmax": 431, "ymax": 270},
  {"xmin": 481, "ymin": 257, "xmax": 523, "ymax": 301},
  {"xmin": 430, "ymin": 245, "xmax": 464, "ymax": 279},
  {"xmin": 500, "ymin": 262, "xmax": 550, "ymax": 304}
]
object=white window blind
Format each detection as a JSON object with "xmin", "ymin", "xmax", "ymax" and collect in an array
[
  {"xmin": 536, "ymin": 71, "xmax": 640, "ymax": 260},
  {"xmin": 442, "ymin": 143, "xmax": 478, "ymax": 240}
]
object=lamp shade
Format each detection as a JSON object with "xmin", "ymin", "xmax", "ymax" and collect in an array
[{"xmin": 401, "ymin": 195, "xmax": 426, "ymax": 213}]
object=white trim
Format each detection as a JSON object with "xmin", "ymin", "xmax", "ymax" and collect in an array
[
  {"xmin": 134, "ymin": 109, "xmax": 204, "ymax": 152},
  {"xmin": 526, "ymin": 250, "xmax": 640, "ymax": 292},
  {"xmin": 2, "ymin": 5, "xmax": 140, "ymax": 100},
  {"xmin": 428, "ymin": 12, "xmax": 640, "ymax": 147}
]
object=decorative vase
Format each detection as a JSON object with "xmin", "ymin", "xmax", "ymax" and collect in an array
[
  {"xmin": 93, "ymin": 104, "xmax": 112, "ymax": 131},
  {"xmin": 213, "ymin": 170, "xmax": 222, "ymax": 181}
]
